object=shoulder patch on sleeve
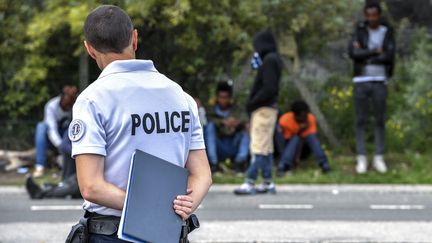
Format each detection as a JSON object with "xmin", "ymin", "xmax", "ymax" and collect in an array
[{"xmin": 68, "ymin": 119, "xmax": 86, "ymax": 142}]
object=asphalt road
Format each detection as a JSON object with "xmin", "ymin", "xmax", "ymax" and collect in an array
[{"xmin": 0, "ymin": 185, "xmax": 431, "ymax": 242}]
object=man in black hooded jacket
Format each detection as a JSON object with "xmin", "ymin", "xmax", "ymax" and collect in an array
[
  {"xmin": 348, "ymin": 2, "xmax": 395, "ymax": 174},
  {"xmin": 234, "ymin": 30, "xmax": 282, "ymax": 195}
]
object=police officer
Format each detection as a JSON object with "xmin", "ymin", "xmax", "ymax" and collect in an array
[{"xmin": 69, "ymin": 5, "xmax": 212, "ymax": 242}]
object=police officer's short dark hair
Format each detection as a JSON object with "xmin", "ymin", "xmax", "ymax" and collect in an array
[
  {"xmin": 84, "ymin": 5, "xmax": 134, "ymax": 54},
  {"xmin": 291, "ymin": 100, "xmax": 310, "ymax": 115},
  {"xmin": 364, "ymin": 2, "xmax": 382, "ymax": 15}
]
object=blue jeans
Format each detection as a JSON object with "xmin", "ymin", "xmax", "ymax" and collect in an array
[
  {"xmin": 246, "ymin": 154, "xmax": 273, "ymax": 182},
  {"xmin": 204, "ymin": 122, "xmax": 250, "ymax": 165},
  {"xmin": 35, "ymin": 121, "xmax": 68, "ymax": 168},
  {"xmin": 35, "ymin": 122, "xmax": 52, "ymax": 168},
  {"xmin": 278, "ymin": 134, "xmax": 328, "ymax": 170}
]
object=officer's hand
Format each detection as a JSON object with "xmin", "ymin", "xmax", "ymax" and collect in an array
[{"xmin": 173, "ymin": 189, "xmax": 194, "ymax": 221}]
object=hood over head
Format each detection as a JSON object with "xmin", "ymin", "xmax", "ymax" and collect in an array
[{"xmin": 253, "ymin": 30, "xmax": 278, "ymax": 58}]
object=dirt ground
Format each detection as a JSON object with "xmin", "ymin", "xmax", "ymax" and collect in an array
[{"xmin": 0, "ymin": 160, "xmax": 61, "ymax": 186}]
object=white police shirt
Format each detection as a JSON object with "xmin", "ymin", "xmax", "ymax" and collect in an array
[{"xmin": 69, "ymin": 59, "xmax": 205, "ymax": 217}]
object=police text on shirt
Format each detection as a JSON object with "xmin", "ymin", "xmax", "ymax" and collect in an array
[{"xmin": 131, "ymin": 111, "xmax": 190, "ymax": 135}]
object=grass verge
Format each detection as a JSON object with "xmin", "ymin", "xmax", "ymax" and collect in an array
[
  {"xmin": 0, "ymin": 152, "xmax": 431, "ymax": 186},
  {"xmin": 212, "ymin": 151, "xmax": 432, "ymax": 184}
]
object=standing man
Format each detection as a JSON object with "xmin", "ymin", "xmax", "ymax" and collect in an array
[
  {"xmin": 348, "ymin": 2, "xmax": 395, "ymax": 174},
  {"xmin": 69, "ymin": 5, "xmax": 211, "ymax": 242},
  {"xmin": 33, "ymin": 85, "xmax": 78, "ymax": 177},
  {"xmin": 234, "ymin": 30, "xmax": 282, "ymax": 195}
]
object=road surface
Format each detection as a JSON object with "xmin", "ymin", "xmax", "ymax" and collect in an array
[{"xmin": 0, "ymin": 185, "xmax": 431, "ymax": 242}]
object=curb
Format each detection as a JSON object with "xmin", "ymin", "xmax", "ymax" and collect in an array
[
  {"xmin": 2, "ymin": 184, "xmax": 432, "ymax": 194},
  {"xmin": 210, "ymin": 184, "xmax": 432, "ymax": 192}
]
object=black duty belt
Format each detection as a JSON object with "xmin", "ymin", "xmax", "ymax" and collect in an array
[
  {"xmin": 84, "ymin": 211, "xmax": 200, "ymax": 241},
  {"xmin": 85, "ymin": 211, "xmax": 120, "ymax": 235}
]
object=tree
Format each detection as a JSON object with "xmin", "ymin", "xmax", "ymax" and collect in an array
[
  {"xmin": 0, "ymin": 0, "xmax": 267, "ymax": 118},
  {"xmin": 0, "ymin": 0, "xmax": 91, "ymax": 118}
]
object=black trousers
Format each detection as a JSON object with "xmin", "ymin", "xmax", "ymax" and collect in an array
[{"xmin": 354, "ymin": 82, "xmax": 387, "ymax": 155}]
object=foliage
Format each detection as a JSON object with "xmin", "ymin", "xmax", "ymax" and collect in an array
[
  {"xmin": 262, "ymin": 0, "xmax": 357, "ymax": 55},
  {"xmin": 126, "ymin": 0, "xmax": 266, "ymax": 97},
  {"xmin": 0, "ymin": 0, "xmax": 430, "ymax": 156},
  {"xmin": 386, "ymin": 28, "xmax": 432, "ymax": 152},
  {"xmin": 0, "ymin": 0, "xmax": 90, "ymax": 118},
  {"xmin": 0, "ymin": 0, "xmax": 39, "ymax": 117},
  {"xmin": 404, "ymin": 29, "xmax": 432, "ymax": 116},
  {"xmin": 320, "ymin": 75, "xmax": 356, "ymax": 150},
  {"xmin": 0, "ymin": 0, "xmax": 361, "ymax": 120}
]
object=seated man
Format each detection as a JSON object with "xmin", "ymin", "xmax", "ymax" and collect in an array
[
  {"xmin": 25, "ymin": 130, "xmax": 81, "ymax": 199},
  {"xmin": 205, "ymin": 81, "xmax": 250, "ymax": 174},
  {"xmin": 33, "ymin": 85, "xmax": 78, "ymax": 177},
  {"xmin": 276, "ymin": 100, "xmax": 331, "ymax": 176}
]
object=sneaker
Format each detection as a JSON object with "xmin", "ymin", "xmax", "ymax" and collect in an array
[
  {"xmin": 25, "ymin": 175, "xmax": 44, "ymax": 199},
  {"xmin": 256, "ymin": 182, "xmax": 276, "ymax": 194},
  {"xmin": 233, "ymin": 183, "xmax": 256, "ymax": 195},
  {"xmin": 373, "ymin": 155, "xmax": 387, "ymax": 173},
  {"xmin": 355, "ymin": 155, "xmax": 368, "ymax": 174},
  {"xmin": 32, "ymin": 165, "xmax": 45, "ymax": 178}
]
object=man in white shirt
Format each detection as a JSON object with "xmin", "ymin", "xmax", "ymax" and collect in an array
[
  {"xmin": 34, "ymin": 85, "xmax": 77, "ymax": 177},
  {"xmin": 69, "ymin": 5, "xmax": 211, "ymax": 242}
]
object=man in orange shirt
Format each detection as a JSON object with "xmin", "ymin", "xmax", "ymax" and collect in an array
[{"xmin": 276, "ymin": 101, "xmax": 330, "ymax": 176}]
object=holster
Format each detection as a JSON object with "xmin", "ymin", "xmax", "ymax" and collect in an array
[
  {"xmin": 179, "ymin": 214, "xmax": 200, "ymax": 243},
  {"xmin": 65, "ymin": 217, "xmax": 89, "ymax": 243},
  {"xmin": 65, "ymin": 211, "xmax": 119, "ymax": 243}
]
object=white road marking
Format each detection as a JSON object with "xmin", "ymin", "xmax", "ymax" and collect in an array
[
  {"xmin": 259, "ymin": 204, "xmax": 313, "ymax": 209},
  {"xmin": 370, "ymin": 204, "xmax": 425, "ymax": 210},
  {"xmin": 0, "ymin": 186, "xmax": 25, "ymax": 194},
  {"xmin": 31, "ymin": 205, "xmax": 82, "ymax": 211}
]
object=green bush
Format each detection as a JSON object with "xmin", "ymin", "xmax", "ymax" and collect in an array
[
  {"xmin": 320, "ymin": 74, "xmax": 355, "ymax": 150},
  {"xmin": 387, "ymin": 28, "xmax": 432, "ymax": 152}
]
